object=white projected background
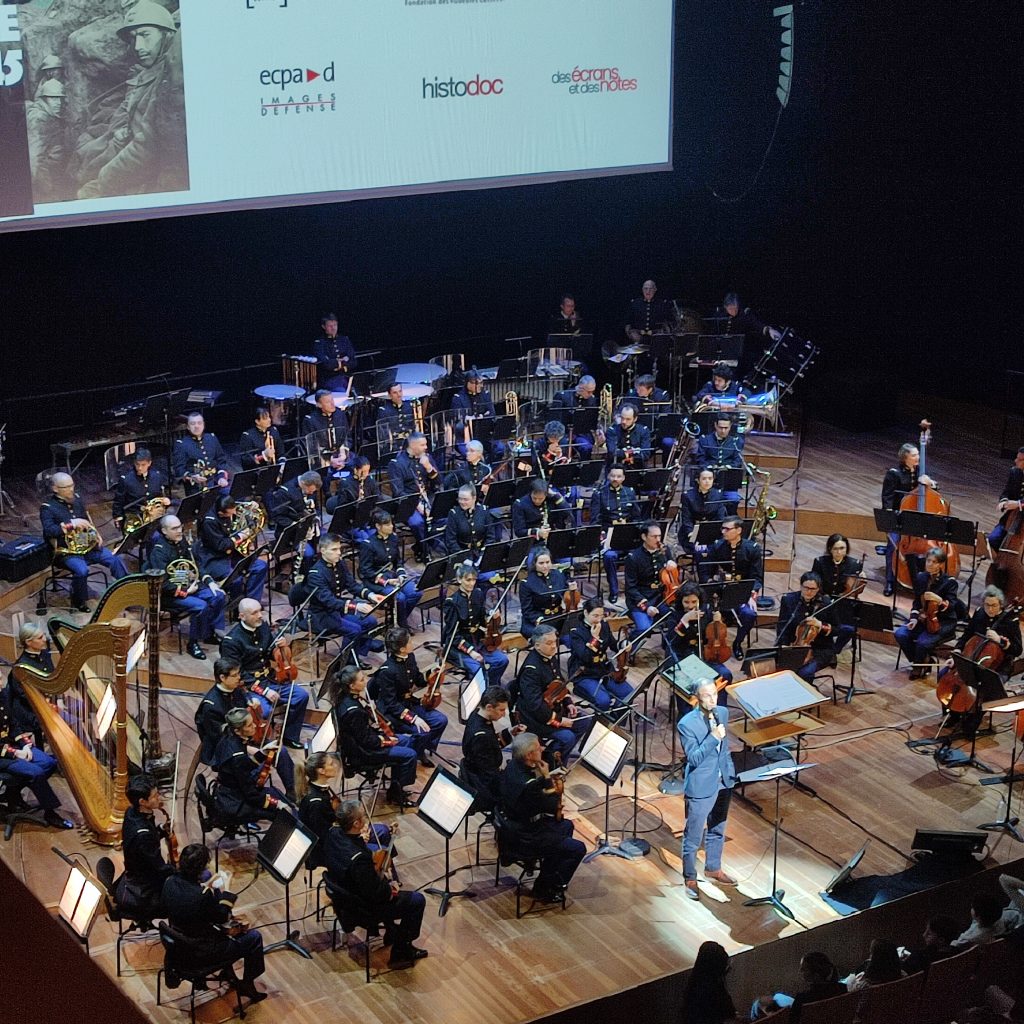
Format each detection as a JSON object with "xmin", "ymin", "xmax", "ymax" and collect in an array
[{"xmin": 1, "ymin": 0, "xmax": 674, "ymax": 232}]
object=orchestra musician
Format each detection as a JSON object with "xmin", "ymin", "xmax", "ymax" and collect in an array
[
  {"xmin": 323, "ymin": 798, "xmax": 427, "ymax": 970},
  {"xmin": 693, "ymin": 415, "xmax": 744, "ymax": 509},
  {"xmin": 811, "ymin": 533, "xmax": 863, "ymax": 598},
  {"xmin": 443, "ymin": 483, "xmax": 498, "ymax": 559},
  {"xmin": 624, "ymin": 521, "xmax": 676, "ymax": 641},
  {"xmin": 443, "ymin": 440, "xmax": 492, "ymax": 491},
  {"xmin": 893, "ymin": 546, "xmax": 959, "ymax": 678},
  {"xmin": 301, "ymin": 389, "xmax": 350, "ymax": 468},
  {"xmin": 239, "ymin": 407, "xmax": 284, "ymax": 473},
  {"xmin": 987, "ymin": 447, "xmax": 1024, "ymax": 557},
  {"xmin": 692, "ymin": 361, "xmax": 745, "ymax": 409},
  {"xmin": 677, "ymin": 680, "xmax": 738, "ymax": 901},
  {"xmin": 678, "ymin": 467, "xmax": 730, "ymax": 554},
  {"xmin": 115, "ymin": 773, "xmax": 175, "ymax": 921},
  {"xmin": 325, "ymin": 455, "xmax": 378, "ymax": 545},
  {"xmin": 221, "ymin": 599, "xmax": 310, "ymax": 751},
  {"xmin": 387, "ymin": 432, "xmax": 440, "ymax": 564},
  {"xmin": 775, "ymin": 572, "xmax": 840, "ymax": 683},
  {"xmin": 567, "ymin": 599, "xmax": 634, "ymax": 710},
  {"xmin": 324, "ymin": 664, "xmax": 418, "ymax": 808},
  {"xmin": 716, "ymin": 292, "xmax": 783, "ymax": 344},
  {"xmin": 145, "ymin": 514, "xmax": 226, "ymax": 660},
  {"xmin": 606, "ymin": 403, "xmax": 653, "ymax": 467},
  {"xmin": 442, "ymin": 562, "xmax": 509, "ymax": 685},
  {"xmin": 303, "ymin": 533, "xmax": 385, "ymax": 656},
  {"xmin": 590, "ymin": 463, "xmax": 640, "ymax": 607},
  {"xmin": 460, "ymin": 685, "xmax": 516, "ymax": 812},
  {"xmin": 518, "ymin": 546, "xmax": 574, "ymax": 640},
  {"xmin": 498, "ymin": 732, "xmax": 586, "ymax": 904},
  {"xmin": 512, "ymin": 625, "xmax": 587, "ymax": 767},
  {"xmin": 669, "ymin": 582, "xmax": 733, "ymax": 690},
  {"xmin": 112, "ymin": 447, "xmax": 169, "ymax": 533},
  {"xmin": 549, "ymin": 293, "xmax": 584, "ymax": 336},
  {"xmin": 511, "ymin": 479, "xmax": 572, "ymax": 540},
  {"xmin": 450, "ymin": 368, "xmax": 504, "ymax": 459},
  {"xmin": 161, "ymin": 843, "xmax": 268, "ymax": 1005},
  {"xmin": 533, "ymin": 419, "xmax": 570, "ymax": 470},
  {"xmin": 937, "ymin": 585, "xmax": 1022, "ymax": 738},
  {"xmin": 5, "ymin": 624, "xmax": 50, "ymax": 746},
  {"xmin": 550, "ymin": 375, "xmax": 601, "ymax": 457},
  {"xmin": 376, "ymin": 382, "xmax": 417, "ymax": 442},
  {"xmin": 881, "ymin": 441, "xmax": 933, "ymax": 596},
  {"xmin": 0, "ymin": 672, "xmax": 74, "ymax": 831},
  {"xmin": 194, "ymin": 658, "xmax": 297, "ymax": 801},
  {"xmin": 298, "ymin": 752, "xmax": 394, "ymax": 867},
  {"xmin": 369, "ymin": 627, "xmax": 448, "ymax": 765},
  {"xmin": 213, "ymin": 706, "xmax": 289, "ymax": 820},
  {"xmin": 627, "ymin": 279, "xmax": 670, "ymax": 342},
  {"xmin": 197, "ymin": 495, "xmax": 269, "ymax": 602},
  {"xmin": 622, "ymin": 374, "xmax": 671, "ymax": 416},
  {"xmin": 265, "ymin": 470, "xmax": 322, "ymax": 557},
  {"xmin": 358, "ymin": 510, "xmax": 422, "ymax": 629},
  {"xmin": 314, "ymin": 311, "xmax": 357, "ymax": 392},
  {"xmin": 40, "ymin": 471, "xmax": 128, "ymax": 612},
  {"xmin": 697, "ymin": 516, "xmax": 763, "ymax": 661},
  {"xmin": 172, "ymin": 411, "xmax": 230, "ymax": 495}
]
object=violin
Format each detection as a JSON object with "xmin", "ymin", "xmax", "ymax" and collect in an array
[
  {"xmin": 368, "ymin": 698, "xmax": 397, "ymax": 742},
  {"xmin": 661, "ymin": 563, "xmax": 682, "ymax": 605},
  {"xmin": 421, "ymin": 659, "xmax": 445, "ymax": 711},
  {"xmin": 563, "ymin": 573, "xmax": 581, "ymax": 613},
  {"xmin": 703, "ymin": 611, "xmax": 731, "ymax": 664},
  {"xmin": 157, "ymin": 806, "xmax": 179, "ymax": 867},
  {"xmin": 483, "ymin": 610, "xmax": 504, "ymax": 653},
  {"xmin": 272, "ymin": 641, "xmax": 299, "ymax": 684},
  {"xmin": 542, "ymin": 674, "xmax": 571, "ymax": 709},
  {"xmin": 609, "ymin": 643, "xmax": 630, "ymax": 684},
  {"xmin": 371, "ymin": 822, "xmax": 400, "ymax": 879}
]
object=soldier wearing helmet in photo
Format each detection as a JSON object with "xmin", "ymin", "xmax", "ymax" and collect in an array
[{"xmin": 26, "ymin": 79, "xmax": 70, "ymax": 202}]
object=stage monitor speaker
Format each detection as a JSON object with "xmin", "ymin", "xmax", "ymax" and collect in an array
[{"xmin": 911, "ymin": 828, "xmax": 986, "ymax": 858}]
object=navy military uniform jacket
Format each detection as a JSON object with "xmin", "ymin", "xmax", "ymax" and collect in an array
[
  {"xmin": 693, "ymin": 379, "xmax": 743, "ymax": 406},
  {"xmin": 567, "ymin": 620, "xmax": 614, "ymax": 679},
  {"xmin": 442, "ymin": 588, "xmax": 489, "ymax": 656},
  {"xmin": 377, "ymin": 400, "xmax": 416, "ymax": 438},
  {"xmin": 358, "ymin": 532, "xmax": 404, "ymax": 592},
  {"xmin": 551, "ymin": 388, "xmax": 598, "ymax": 416},
  {"xmin": 334, "ymin": 695, "xmax": 389, "ymax": 763},
  {"xmin": 811, "ymin": 554, "xmax": 862, "ymax": 598},
  {"xmin": 444, "ymin": 504, "xmax": 495, "ymax": 555},
  {"xmin": 212, "ymin": 731, "xmax": 273, "ymax": 817},
  {"xmin": 443, "ymin": 460, "xmax": 491, "ymax": 491},
  {"xmin": 369, "ymin": 655, "xmax": 426, "ymax": 725},
  {"xmin": 624, "ymin": 544, "xmax": 671, "ymax": 612},
  {"xmin": 511, "ymin": 492, "xmax": 572, "ymax": 538},
  {"xmin": 172, "ymin": 433, "xmax": 228, "ymax": 492},
  {"xmin": 549, "ymin": 311, "xmax": 584, "ymax": 335},
  {"xmin": 266, "ymin": 478, "xmax": 317, "ymax": 535},
  {"xmin": 306, "ymin": 557, "xmax": 373, "ymax": 617},
  {"xmin": 5, "ymin": 649, "xmax": 51, "ymax": 743},
  {"xmin": 301, "ymin": 408, "xmax": 349, "ymax": 450},
  {"xmin": 315, "ymin": 333, "xmax": 357, "ymax": 390},
  {"xmin": 161, "ymin": 874, "xmax": 240, "ymax": 955},
  {"xmin": 621, "ymin": 387, "xmax": 671, "ymax": 415},
  {"xmin": 120, "ymin": 805, "xmax": 174, "ymax": 898},
  {"xmin": 450, "ymin": 389, "xmax": 496, "ymax": 421},
  {"xmin": 144, "ymin": 533, "xmax": 207, "ymax": 601},
  {"xmin": 716, "ymin": 305, "xmax": 769, "ymax": 338},
  {"xmin": 679, "ymin": 486, "xmax": 728, "ymax": 546},
  {"xmin": 881, "ymin": 464, "xmax": 918, "ymax": 510},
  {"xmin": 956, "ymin": 608, "xmax": 1022, "ymax": 675},
  {"xmin": 775, "ymin": 592, "xmax": 836, "ymax": 651},
  {"xmin": 514, "ymin": 650, "xmax": 565, "ymax": 738},
  {"xmin": 327, "ymin": 473, "xmax": 379, "ymax": 514},
  {"xmin": 694, "ymin": 432, "xmax": 745, "ymax": 468},
  {"xmin": 461, "ymin": 708, "xmax": 503, "ymax": 782},
  {"xmin": 220, "ymin": 621, "xmax": 273, "ymax": 683},
  {"xmin": 194, "ymin": 683, "xmax": 248, "ymax": 764},
  {"xmin": 910, "ymin": 571, "xmax": 959, "ymax": 632},
  {"xmin": 499, "ymin": 757, "xmax": 560, "ymax": 826},
  {"xmin": 699, "ymin": 538, "xmax": 764, "ymax": 590},
  {"xmin": 239, "ymin": 424, "xmax": 284, "ymax": 471},
  {"xmin": 323, "ymin": 827, "xmax": 391, "ymax": 909},
  {"xmin": 519, "ymin": 570, "xmax": 569, "ymax": 630},
  {"xmin": 999, "ymin": 467, "xmax": 1024, "ymax": 523},
  {"xmin": 197, "ymin": 513, "xmax": 237, "ymax": 579},
  {"xmin": 40, "ymin": 493, "xmax": 90, "ymax": 549},
  {"xmin": 590, "ymin": 484, "xmax": 640, "ymax": 527},
  {"xmin": 112, "ymin": 467, "xmax": 168, "ymax": 522},
  {"xmin": 387, "ymin": 449, "xmax": 439, "ymax": 499},
  {"xmin": 628, "ymin": 297, "xmax": 670, "ymax": 334},
  {"xmin": 606, "ymin": 422, "xmax": 652, "ymax": 464}
]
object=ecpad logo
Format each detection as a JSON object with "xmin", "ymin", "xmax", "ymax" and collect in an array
[
  {"xmin": 422, "ymin": 74, "xmax": 503, "ymax": 100},
  {"xmin": 260, "ymin": 61, "xmax": 334, "ymax": 88}
]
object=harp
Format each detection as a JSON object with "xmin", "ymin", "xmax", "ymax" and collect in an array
[
  {"xmin": 13, "ymin": 618, "xmax": 133, "ymax": 846},
  {"xmin": 47, "ymin": 572, "xmax": 169, "ymax": 773}
]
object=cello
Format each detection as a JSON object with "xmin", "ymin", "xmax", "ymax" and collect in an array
[
  {"xmin": 936, "ymin": 600, "xmax": 1022, "ymax": 712},
  {"xmin": 894, "ymin": 420, "xmax": 960, "ymax": 590}
]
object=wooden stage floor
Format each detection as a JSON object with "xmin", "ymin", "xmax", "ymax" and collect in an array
[{"xmin": 2, "ymin": 397, "xmax": 1023, "ymax": 1024}]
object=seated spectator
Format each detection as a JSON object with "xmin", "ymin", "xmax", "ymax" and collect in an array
[
  {"xmin": 843, "ymin": 938, "xmax": 904, "ymax": 992},
  {"xmin": 898, "ymin": 915, "xmax": 961, "ymax": 973},
  {"xmin": 952, "ymin": 891, "xmax": 1024, "ymax": 949},
  {"xmin": 681, "ymin": 940, "xmax": 740, "ymax": 1024},
  {"xmin": 752, "ymin": 950, "xmax": 846, "ymax": 1021}
]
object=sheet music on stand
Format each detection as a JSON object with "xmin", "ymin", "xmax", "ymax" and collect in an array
[
  {"xmin": 660, "ymin": 654, "xmax": 721, "ymax": 697},
  {"xmin": 579, "ymin": 717, "xmax": 630, "ymax": 788},
  {"xmin": 417, "ymin": 767, "xmax": 476, "ymax": 838},
  {"xmin": 458, "ymin": 667, "xmax": 487, "ymax": 723}
]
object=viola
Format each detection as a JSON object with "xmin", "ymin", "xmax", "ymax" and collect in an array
[
  {"xmin": 273, "ymin": 641, "xmax": 299, "ymax": 684},
  {"xmin": 254, "ymin": 744, "xmax": 278, "ymax": 789},
  {"xmin": 483, "ymin": 610, "xmax": 504, "ymax": 653},
  {"xmin": 542, "ymin": 675, "xmax": 571, "ymax": 709},
  {"xmin": 563, "ymin": 580, "xmax": 581, "ymax": 613},
  {"xmin": 157, "ymin": 807, "xmax": 180, "ymax": 867},
  {"xmin": 919, "ymin": 591, "xmax": 944, "ymax": 634},
  {"xmin": 609, "ymin": 644, "xmax": 630, "ymax": 684},
  {"xmin": 702, "ymin": 611, "xmax": 731, "ymax": 664},
  {"xmin": 422, "ymin": 660, "xmax": 445, "ymax": 711},
  {"xmin": 368, "ymin": 699, "xmax": 397, "ymax": 742},
  {"xmin": 660, "ymin": 562, "xmax": 682, "ymax": 605},
  {"xmin": 372, "ymin": 822, "xmax": 400, "ymax": 879}
]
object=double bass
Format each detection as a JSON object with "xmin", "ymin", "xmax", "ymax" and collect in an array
[
  {"xmin": 986, "ymin": 503, "xmax": 1024, "ymax": 607},
  {"xmin": 894, "ymin": 420, "xmax": 960, "ymax": 590}
]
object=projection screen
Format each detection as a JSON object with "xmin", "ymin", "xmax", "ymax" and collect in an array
[{"xmin": 0, "ymin": 0, "xmax": 674, "ymax": 233}]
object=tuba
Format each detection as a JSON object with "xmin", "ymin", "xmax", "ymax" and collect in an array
[
  {"xmin": 230, "ymin": 500, "xmax": 267, "ymax": 557},
  {"xmin": 59, "ymin": 523, "xmax": 100, "ymax": 556}
]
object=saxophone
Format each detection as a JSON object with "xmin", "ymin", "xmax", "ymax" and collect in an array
[{"xmin": 749, "ymin": 469, "xmax": 778, "ymax": 536}]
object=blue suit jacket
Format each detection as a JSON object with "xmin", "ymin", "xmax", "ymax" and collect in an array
[{"xmin": 678, "ymin": 705, "xmax": 736, "ymax": 799}]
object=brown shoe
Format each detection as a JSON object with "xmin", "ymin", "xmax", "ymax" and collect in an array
[
  {"xmin": 684, "ymin": 879, "xmax": 700, "ymax": 901},
  {"xmin": 704, "ymin": 869, "xmax": 737, "ymax": 885}
]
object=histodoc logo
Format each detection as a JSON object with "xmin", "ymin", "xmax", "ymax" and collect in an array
[
  {"xmin": 259, "ymin": 61, "xmax": 336, "ymax": 115},
  {"xmin": 422, "ymin": 74, "xmax": 504, "ymax": 99},
  {"xmin": 551, "ymin": 66, "xmax": 638, "ymax": 95}
]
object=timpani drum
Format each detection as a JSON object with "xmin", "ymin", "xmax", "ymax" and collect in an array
[{"xmin": 254, "ymin": 384, "xmax": 306, "ymax": 426}]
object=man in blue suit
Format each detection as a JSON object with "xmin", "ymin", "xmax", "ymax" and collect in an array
[{"xmin": 678, "ymin": 680, "xmax": 737, "ymax": 901}]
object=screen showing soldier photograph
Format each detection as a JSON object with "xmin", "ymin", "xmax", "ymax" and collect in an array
[
  {"xmin": 0, "ymin": 0, "xmax": 673, "ymax": 233},
  {"xmin": 14, "ymin": 0, "xmax": 188, "ymax": 208}
]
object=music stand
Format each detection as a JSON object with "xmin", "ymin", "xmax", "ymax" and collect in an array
[
  {"xmin": 219, "ymin": 545, "xmax": 270, "ymax": 618},
  {"xmin": 821, "ymin": 842, "xmax": 868, "ymax": 896},
  {"xmin": 838, "ymin": 599, "xmax": 894, "ymax": 703},
  {"xmin": 416, "ymin": 554, "xmax": 450, "ymax": 594},
  {"xmin": 309, "ymin": 712, "xmax": 336, "ymax": 754},
  {"xmin": 739, "ymin": 761, "xmax": 816, "ymax": 921},
  {"xmin": 697, "ymin": 581, "xmax": 755, "ymax": 624},
  {"xmin": 696, "ymin": 334, "xmax": 744, "ymax": 365},
  {"xmin": 476, "ymin": 541, "xmax": 509, "ymax": 576},
  {"xmin": 458, "ymin": 667, "xmax": 487, "ymax": 724},
  {"xmin": 483, "ymin": 478, "xmax": 516, "ymax": 510},
  {"xmin": 175, "ymin": 490, "xmax": 203, "ymax": 529},
  {"xmin": 419, "ymin": 767, "xmax": 478, "ymax": 915},
  {"xmin": 576, "ymin": 717, "xmax": 636, "ymax": 861},
  {"xmin": 257, "ymin": 808, "xmax": 317, "ymax": 958},
  {"xmin": 230, "ymin": 466, "xmax": 278, "ymax": 500},
  {"xmin": 568, "ymin": 407, "xmax": 599, "ymax": 436},
  {"xmin": 711, "ymin": 467, "xmax": 744, "ymax": 493},
  {"xmin": 977, "ymin": 695, "xmax": 1024, "ymax": 843},
  {"xmin": 430, "ymin": 487, "xmax": 460, "ymax": 522},
  {"xmin": 278, "ymin": 456, "xmax": 307, "ymax": 484},
  {"xmin": 693, "ymin": 520, "xmax": 754, "ymax": 546}
]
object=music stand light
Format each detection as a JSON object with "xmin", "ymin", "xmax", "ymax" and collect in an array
[
  {"xmin": 418, "ymin": 767, "xmax": 477, "ymax": 916},
  {"xmin": 257, "ymin": 809, "xmax": 317, "ymax": 958}
]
